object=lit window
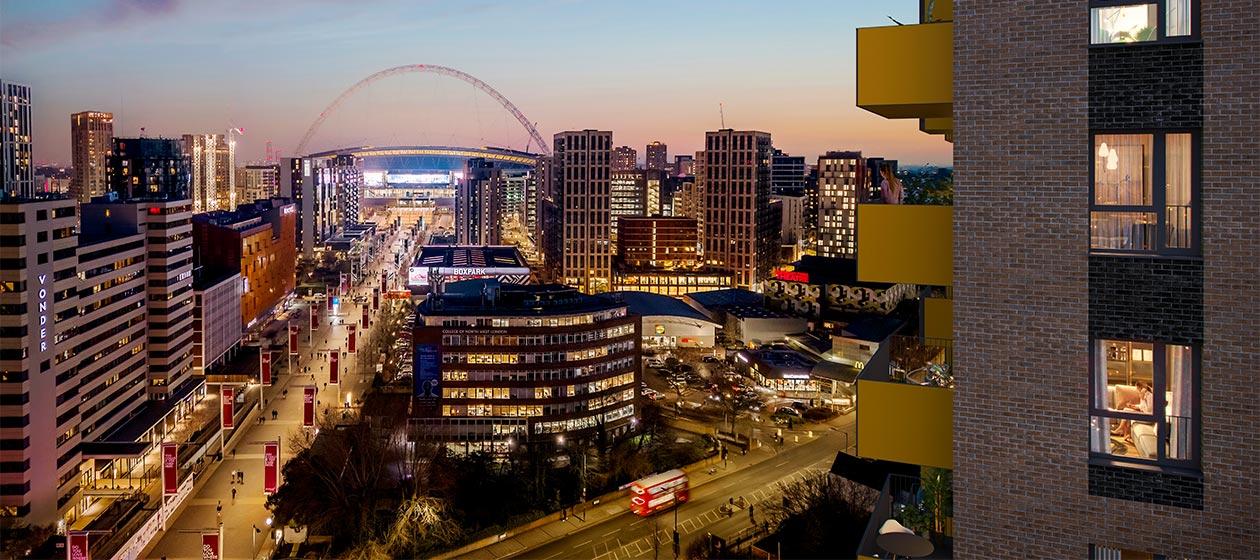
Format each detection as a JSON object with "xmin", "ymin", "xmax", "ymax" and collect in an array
[
  {"xmin": 1090, "ymin": 339, "xmax": 1197, "ymax": 467},
  {"xmin": 1090, "ymin": 133, "xmax": 1197, "ymax": 254}
]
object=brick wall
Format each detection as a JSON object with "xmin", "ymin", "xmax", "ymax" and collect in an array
[
  {"xmin": 1088, "ymin": 256, "xmax": 1202, "ymax": 344},
  {"xmin": 1089, "ymin": 43, "xmax": 1203, "ymax": 129},
  {"xmin": 955, "ymin": 0, "xmax": 1260, "ymax": 557}
]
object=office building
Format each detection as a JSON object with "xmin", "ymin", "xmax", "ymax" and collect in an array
[
  {"xmin": 673, "ymin": 154, "xmax": 695, "ymax": 177},
  {"xmin": 456, "ymin": 158, "xmax": 505, "ymax": 246},
  {"xmin": 644, "ymin": 141, "xmax": 668, "ymax": 172},
  {"xmin": 612, "ymin": 145, "xmax": 638, "ymax": 171},
  {"xmin": 108, "ymin": 137, "xmax": 191, "ymax": 201},
  {"xmin": 410, "ymin": 280, "xmax": 639, "ymax": 453},
  {"xmin": 69, "ymin": 111, "xmax": 114, "ymax": 203},
  {"xmin": 816, "ymin": 151, "xmax": 865, "ymax": 259},
  {"xmin": 770, "ymin": 148, "xmax": 806, "ymax": 195},
  {"xmin": 845, "ymin": 1, "xmax": 1260, "ymax": 558},
  {"xmin": 550, "ymin": 130, "xmax": 612, "ymax": 294},
  {"xmin": 699, "ymin": 129, "xmax": 775, "ymax": 289},
  {"xmin": 610, "ymin": 169, "xmax": 646, "ymax": 241},
  {"xmin": 237, "ymin": 163, "xmax": 280, "ymax": 203},
  {"xmin": 1, "ymin": 80, "xmax": 33, "ymax": 198},
  {"xmin": 644, "ymin": 169, "xmax": 665, "ymax": 216},
  {"xmin": 192, "ymin": 198, "xmax": 297, "ymax": 329},
  {"xmin": 182, "ymin": 133, "xmax": 236, "ymax": 213}
]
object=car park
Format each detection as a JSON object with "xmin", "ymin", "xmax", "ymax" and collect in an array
[
  {"xmin": 775, "ymin": 406, "xmax": 801, "ymax": 418},
  {"xmin": 791, "ymin": 401, "xmax": 809, "ymax": 412},
  {"xmin": 701, "ymin": 356, "xmax": 720, "ymax": 364}
]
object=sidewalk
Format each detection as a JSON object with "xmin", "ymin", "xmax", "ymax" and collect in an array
[{"xmin": 432, "ymin": 414, "xmax": 850, "ymax": 560}]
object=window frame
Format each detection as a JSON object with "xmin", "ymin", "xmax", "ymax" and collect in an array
[
  {"xmin": 1088, "ymin": 339, "xmax": 1201, "ymax": 471},
  {"xmin": 1088, "ymin": 0, "xmax": 1200, "ymax": 46},
  {"xmin": 1089, "ymin": 129, "xmax": 1201, "ymax": 256}
]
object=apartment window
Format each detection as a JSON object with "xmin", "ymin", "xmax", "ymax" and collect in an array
[
  {"xmin": 1090, "ymin": 132, "xmax": 1198, "ymax": 254},
  {"xmin": 1090, "ymin": 0, "xmax": 1195, "ymax": 44},
  {"xmin": 1090, "ymin": 339, "xmax": 1198, "ymax": 468}
]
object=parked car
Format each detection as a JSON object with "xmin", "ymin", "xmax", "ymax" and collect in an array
[
  {"xmin": 791, "ymin": 401, "xmax": 809, "ymax": 412},
  {"xmin": 774, "ymin": 406, "xmax": 802, "ymax": 418},
  {"xmin": 645, "ymin": 358, "xmax": 665, "ymax": 369},
  {"xmin": 701, "ymin": 356, "xmax": 720, "ymax": 364}
]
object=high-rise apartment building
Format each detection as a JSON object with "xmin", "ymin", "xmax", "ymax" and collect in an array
[
  {"xmin": 109, "ymin": 137, "xmax": 191, "ymax": 200},
  {"xmin": 551, "ymin": 130, "xmax": 613, "ymax": 294},
  {"xmin": 644, "ymin": 141, "xmax": 668, "ymax": 172},
  {"xmin": 610, "ymin": 169, "xmax": 646, "ymax": 241},
  {"xmin": 699, "ymin": 129, "xmax": 775, "ymax": 289},
  {"xmin": 456, "ymin": 158, "xmax": 505, "ymax": 246},
  {"xmin": 280, "ymin": 155, "xmax": 352, "ymax": 259},
  {"xmin": 182, "ymin": 133, "xmax": 236, "ymax": 213},
  {"xmin": 770, "ymin": 148, "xmax": 806, "ymax": 195},
  {"xmin": 612, "ymin": 145, "xmax": 638, "ymax": 171},
  {"xmin": 844, "ymin": 1, "xmax": 1260, "ymax": 558},
  {"xmin": 816, "ymin": 151, "xmax": 865, "ymax": 259},
  {"xmin": 1, "ymin": 80, "xmax": 33, "ymax": 199},
  {"xmin": 237, "ymin": 163, "xmax": 280, "ymax": 204},
  {"xmin": 69, "ymin": 111, "xmax": 114, "ymax": 203},
  {"xmin": 673, "ymin": 154, "xmax": 695, "ymax": 177}
]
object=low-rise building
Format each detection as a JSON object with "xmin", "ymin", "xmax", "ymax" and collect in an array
[
  {"xmin": 609, "ymin": 291, "xmax": 719, "ymax": 349},
  {"xmin": 685, "ymin": 289, "xmax": 807, "ymax": 346}
]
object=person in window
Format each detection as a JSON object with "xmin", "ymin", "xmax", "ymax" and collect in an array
[{"xmin": 1111, "ymin": 379, "xmax": 1154, "ymax": 440}]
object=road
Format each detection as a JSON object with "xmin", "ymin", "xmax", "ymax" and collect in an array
[
  {"xmin": 504, "ymin": 425, "xmax": 846, "ymax": 560},
  {"xmin": 145, "ymin": 209, "xmax": 430, "ymax": 560}
]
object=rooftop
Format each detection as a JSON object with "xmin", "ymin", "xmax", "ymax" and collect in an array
[
  {"xmin": 420, "ymin": 279, "xmax": 622, "ymax": 317},
  {"xmin": 414, "ymin": 244, "xmax": 528, "ymax": 269},
  {"xmin": 685, "ymin": 288, "xmax": 764, "ymax": 309},
  {"xmin": 607, "ymin": 291, "xmax": 717, "ymax": 323}
]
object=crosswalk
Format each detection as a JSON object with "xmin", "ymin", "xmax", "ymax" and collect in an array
[{"xmin": 584, "ymin": 464, "xmax": 828, "ymax": 560}]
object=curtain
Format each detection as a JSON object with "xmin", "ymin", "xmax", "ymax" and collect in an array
[
  {"xmin": 1166, "ymin": 345, "xmax": 1193, "ymax": 460},
  {"xmin": 1165, "ymin": 133, "xmax": 1193, "ymax": 248},
  {"xmin": 1167, "ymin": 0, "xmax": 1193, "ymax": 36}
]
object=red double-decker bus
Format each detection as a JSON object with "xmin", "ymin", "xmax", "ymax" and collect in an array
[{"xmin": 629, "ymin": 469, "xmax": 689, "ymax": 516}]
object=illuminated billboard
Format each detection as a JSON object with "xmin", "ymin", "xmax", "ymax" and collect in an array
[{"xmin": 407, "ymin": 266, "xmax": 531, "ymax": 288}]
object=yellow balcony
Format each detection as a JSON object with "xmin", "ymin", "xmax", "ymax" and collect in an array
[
  {"xmin": 856, "ymin": 204, "xmax": 953, "ymax": 286},
  {"xmin": 856, "ymin": 379, "xmax": 953, "ymax": 469},
  {"xmin": 920, "ymin": 117, "xmax": 954, "ymax": 141},
  {"xmin": 856, "ymin": 21, "xmax": 953, "ymax": 120}
]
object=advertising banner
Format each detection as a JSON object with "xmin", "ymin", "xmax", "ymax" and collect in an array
[
  {"xmin": 162, "ymin": 442, "xmax": 179, "ymax": 495},
  {"xmin": 289, "ymin": 324, "xmax": 299, "ymax": 355},
  {"xmin": 201, "ymin": 533, "xmax": 220, "ymax": 560},
  {"xmin": 329, "ymin": 351, "xmax": 339, "ymax": 385},
  {"xmin": 348, "ymin": 325, "xmax": 357, "ymax": 353},
  {"xmin": 67, "ymin": 532, "xmax": 89, "ymax": 560},
  {"xmin": 263, "ymin": 441, "xmax": 280, "ymax": 494},
  {"xmin": 303, "ymin": 386, "xmax": 316, "ymax": 427},
  {"xmin": 414, "ymin": 343, "xmax": 441, "ymax": 405},
  {"xmin": 260, "ymin": 351, "xmax": 272, "ymax": 386},
  {"xmin": 221, "ymin": 386, "xmax": 234, "ymax": 430}
]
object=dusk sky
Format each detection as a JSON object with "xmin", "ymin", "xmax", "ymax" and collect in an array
[{"xmin": 1, "ymin": 0, "xmax": 951, "ymax": 166}]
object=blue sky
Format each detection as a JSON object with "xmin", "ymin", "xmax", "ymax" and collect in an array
[{"xmin": 1, "ymin": 0, "xmax": 951, "ymax": 166}]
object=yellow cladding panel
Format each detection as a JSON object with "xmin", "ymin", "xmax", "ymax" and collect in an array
[
  {"xmin": 920, "ymin": 117, "xmax": 953, "ymax": 136},
  {"xmin": 856, "ymin": 22, "xmax": 953, "ymax": 119},
  {"xmin": 923, "ymin": 297, "xmax": 953, "ymax": 339},
  {"xmin": 857, "ymin": 380, "xmax": 953, "ymax": 469},
  {"xmin": 857, "ymin": 204, "xmax": 953, "ymax": 286}
]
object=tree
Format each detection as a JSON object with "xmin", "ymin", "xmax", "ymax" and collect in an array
[
  {"xmin": 898, "ymin": 167, "xmax": 953, "ymax": 206},
  {"xmin": 762, "ymin": 472, "xmax": 878, "ymax": 558}
]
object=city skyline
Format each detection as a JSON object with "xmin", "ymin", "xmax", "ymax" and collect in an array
[{"xmin": 0, "ymin": 0, "xmax": 952, "ymax": 166}]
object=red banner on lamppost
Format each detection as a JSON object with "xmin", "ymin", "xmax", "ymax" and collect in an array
[
  {"xmin": 327, "ymin": 287, "xmax": 334, "ymax": 310},
  {"xmin": 221, "ymin": 386, "xmax": 234, "ymax": 430},
  {"xmin": 303, "ymin": 386, "xmax": 316, "ymax": 427},
  {"xmin": 348, "ymin": 325, "xmax": 357, "ymax": 353},
  {"xmin": 310, "ymin": 305, "xmax": 319, "ymax": 331},
  {"xmin": 289, "ymin": 324, "xmax": 299, "ymax": 355},
  {"xmin": 201, "ymin": 532, "xmax": 220, "ymax": 560},
  {"xmin": 361, "ymin": 305, "xmax": 369, "ymax": 329},
  {"xmin": 162, "ymin": 442, "xmax": 179, "ymax": 495},
  {"xmin": 372, "ymin": 288, "xmax": 379, "ymax": 311},
  {"xmin": 330, "ymin": 350, "xmax": 339, "ymax": 385},
  {"xmin": 263, "ymin": 441, "xmax": 280, "ymax": 494},
  {"xmin": 260, "ymin": 350, "xmax": 272, "ymax": 386},
  {"xmin": 67, "ymin": 532, "xmax": 89, "ymax": 560},
  {"xmin": 381, "ymin": 271, "xmax": 387, "ymax": 294}
]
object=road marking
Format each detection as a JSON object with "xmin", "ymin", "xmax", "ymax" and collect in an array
[
  {"xmin": 774, "ymin": 460, "xmax": 789, "ymax": 467},
  {"xmin": 573, "ymin": 539, "xmax": 592, "ymax": 549},
  {"xmin": 602, "ymin": 528, "xmax": 620, "ymax": 537}
]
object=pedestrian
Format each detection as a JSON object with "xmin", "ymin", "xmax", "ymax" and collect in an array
[
  {"xmin": 216, "ymin": 500, "xmax": 222, "ymax": 514},
  {"xmin": 231, "ymin": 470, "xmax": 237, "ymax": 483},
  {"xmin": 749, "ymin": 504, "xmax": 755, "ymax": 523},
  {"xmin": 240, "ymin": 471, "xmax": 245, "ymax": 483},
  {"xmin": 231, "ymin": 487, "xmax": 237, "ymax": 501},
  {"xmin": 272, "ymin": 409, "xmax": 278, "ymax": 420}
]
